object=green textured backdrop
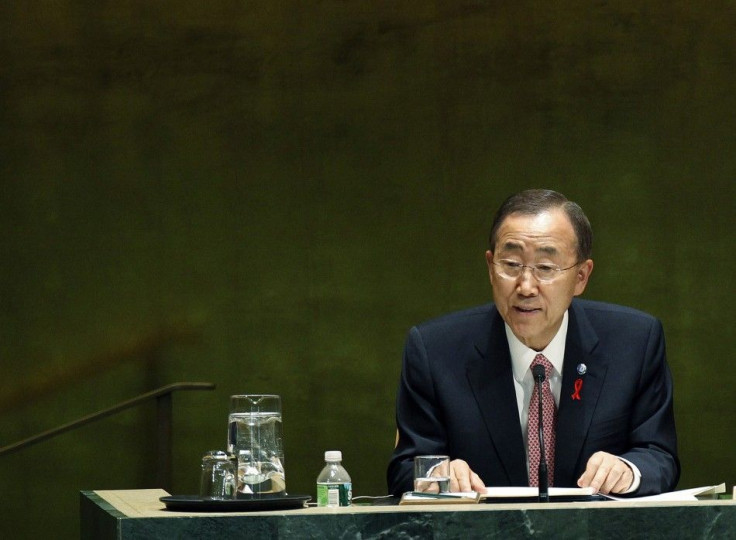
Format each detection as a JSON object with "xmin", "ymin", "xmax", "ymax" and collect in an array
[{"xmin": 1, "ymin": 2, "xmax": 735, "ymax": 538}]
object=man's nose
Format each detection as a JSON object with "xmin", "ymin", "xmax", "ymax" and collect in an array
[{"xmin": 516, "ymin": 266, "xmax": 538, "ymax": 295}]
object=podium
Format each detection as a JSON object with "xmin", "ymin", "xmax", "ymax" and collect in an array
[{"xmin": 80, "ymin": 489, "xmax": 736, "ymax": 539}]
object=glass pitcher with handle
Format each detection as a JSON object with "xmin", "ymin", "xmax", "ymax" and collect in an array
[{"xmin": 227, "ymin": 394, "xmax": 285, "ymax": 495}]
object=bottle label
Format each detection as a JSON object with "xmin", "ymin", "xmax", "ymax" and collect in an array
[{"xmin": 317, "ymin": 482, "xmax": 352, "ymax": 507}]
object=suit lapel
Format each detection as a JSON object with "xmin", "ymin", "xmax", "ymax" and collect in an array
[
  {"xmin": 466, "ymin": 307, "xmax": 528, "ymax": 486},
  {"xmin": 555, "ymin": 301, "xmax": 609, "ymax": 485}
]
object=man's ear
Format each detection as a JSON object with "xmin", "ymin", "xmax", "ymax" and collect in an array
[{"xmin": 574, "ymin": 259, "xmax": 594, "ymax": 296}]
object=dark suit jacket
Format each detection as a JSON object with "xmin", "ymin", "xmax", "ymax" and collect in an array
[{"xmin": 387, "ymin": 299, "xmax": 679, "ymax": 496}]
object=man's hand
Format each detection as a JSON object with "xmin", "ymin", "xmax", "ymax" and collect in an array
[
  {"xmin": 577, "ymin": 451, "xmax": 634, "ymax": 494},
  {"xmin": 449, "ymin": 459, "xmax": 486, "ymax": 493}
]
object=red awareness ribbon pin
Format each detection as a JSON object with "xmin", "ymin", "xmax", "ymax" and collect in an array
[{"xmin": 571, "ymin": 378, "xmax": 583, "ymax": 400}]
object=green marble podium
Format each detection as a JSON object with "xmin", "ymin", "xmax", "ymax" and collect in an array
[{"xmin": 80, "ymin": 489, "xmax": 736, "ymax": 539}]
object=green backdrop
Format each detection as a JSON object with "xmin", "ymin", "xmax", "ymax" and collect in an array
[{"xmin": 1, "ymin": 2, "xmax": 735, "ymax": 538}]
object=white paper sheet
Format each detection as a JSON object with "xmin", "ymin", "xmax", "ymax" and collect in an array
[
  {"xmin": 604, "ymin": 483, "xmax": 726, "ymax": 502},
  {"xmin": 483, "ymin": 486, "xmax": 596, "ymax": 498}
]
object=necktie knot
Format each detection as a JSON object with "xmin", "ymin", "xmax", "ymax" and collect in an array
[{"xmin": 531, "ymin": 353, "xmax": 554, "ymax": 380}]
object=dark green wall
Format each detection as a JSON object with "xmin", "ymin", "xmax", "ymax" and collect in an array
[{"xmin": 1, "ymin": 2, "xmax": 735, "ymax": 537}]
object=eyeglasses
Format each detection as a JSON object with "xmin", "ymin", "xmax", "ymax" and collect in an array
[{"xmin": 491, "ymin": 259, "xmax": 579, "ymax": 283}]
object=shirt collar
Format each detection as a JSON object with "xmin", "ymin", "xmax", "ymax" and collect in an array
[{"xmin": 506, "ymin": 310, "xmax": 568, "ymax": 383}]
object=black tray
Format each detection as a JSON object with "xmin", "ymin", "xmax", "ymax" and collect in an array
[{"xmin": 160, "ymin": 494, "xmax": 311, "ymax": 512}]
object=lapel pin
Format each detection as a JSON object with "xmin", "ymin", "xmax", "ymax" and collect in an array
[{"xmin": 576, "ymin": 363, "xmax": 587, "ymax": 375}]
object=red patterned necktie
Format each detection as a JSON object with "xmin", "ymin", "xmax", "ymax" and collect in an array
[{"xmin": 528, "ymin": 354, "xmax": 556, "ymax": 487}]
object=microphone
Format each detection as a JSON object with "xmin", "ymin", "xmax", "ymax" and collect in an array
[{"xmin": 532, "ymin": 364, "xmax": 550, "ymax": 503}]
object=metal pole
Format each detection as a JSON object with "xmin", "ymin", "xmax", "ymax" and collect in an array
[{"xmin": 156, "ymin": 392, "xmax": 173, "ymax": 491}]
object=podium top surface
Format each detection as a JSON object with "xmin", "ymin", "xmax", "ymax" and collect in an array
[
  {"xmin": 81, "ymin": 489, "xmax": 736, "ymax": 540},
  {"xmin": 88, "ymin": 488, "xmax": 735, "ymax": 518}
]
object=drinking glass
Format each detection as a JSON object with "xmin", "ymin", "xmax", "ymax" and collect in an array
[
  {"xmin": 199, "ymin": 450, "xmax": 237, "ymax": 499},
  {"xmin": 413, "ymin": 455, "xmax": 451, "ymax": 493}
]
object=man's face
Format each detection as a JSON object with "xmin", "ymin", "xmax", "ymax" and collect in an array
[{"xmin": 485, "ymin": 209, "xmax": 593, "ymax": 351}]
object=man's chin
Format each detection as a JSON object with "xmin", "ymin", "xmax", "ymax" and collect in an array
[{"xmin": 509, "ymin": 323, "xmax": 544, "ymax": 348}]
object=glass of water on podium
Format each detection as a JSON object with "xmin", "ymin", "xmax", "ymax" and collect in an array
[
  {"xmin": 413, "ymin": 455, "xmax": 451, "ymax": 493},
  {"xmin": 227, "ymin": 394, "xmax": 286, "ymax": 496}
]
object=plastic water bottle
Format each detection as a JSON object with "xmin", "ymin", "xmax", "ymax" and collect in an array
[{"xmin": 316, "ymin": 451, "xmax": 352, "ymax": 507}]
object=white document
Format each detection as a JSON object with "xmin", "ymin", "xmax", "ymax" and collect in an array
[
  {"xmin": 399, "ymin": 491, "xmax": 481, "ymax": 505},
  {"xmin": 483, "ymin": 486, "xmax": 596, "ymax": 498},
  {"xmin": 604, "ymin": 483, "xmax": 726, "ymax": 502}
]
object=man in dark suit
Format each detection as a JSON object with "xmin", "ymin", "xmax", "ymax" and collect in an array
[{"xmin": 387, "ymin": 189, "xmax": 679, "ymax": 496}]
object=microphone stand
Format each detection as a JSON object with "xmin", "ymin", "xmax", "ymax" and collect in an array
[{"xmin": 533, "ymin": 365, "xmax": 550, "ymax": 503}]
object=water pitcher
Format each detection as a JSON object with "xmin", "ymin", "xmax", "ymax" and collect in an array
[{"xmin": 227, "ymin": 394, "xmax": 285, "ymax": 495}]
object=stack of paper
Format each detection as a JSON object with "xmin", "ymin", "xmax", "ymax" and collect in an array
[{"xmin": 399, "ymin": 491, "xmax": 481, "ymax": 505}]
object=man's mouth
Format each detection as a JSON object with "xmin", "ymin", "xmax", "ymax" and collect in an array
[{"xmin": 514, "ymin": 306, "xmax": 541, "ymax": 314}]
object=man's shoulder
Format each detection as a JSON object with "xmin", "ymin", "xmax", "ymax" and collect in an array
[
  {"xmin": 415, "ymin": 304, "xmax": 496, "ymax": 332},
  {"xmin": 408, "ymin": 304, "xmax": 498, "ymax": 355},
  {"xmin": 572, "ymin": 298, "xmax": 659, "ymax": 322},
  {"xmin": 571, "ymin": 299, "xmax": 662, "ymax": 338}
]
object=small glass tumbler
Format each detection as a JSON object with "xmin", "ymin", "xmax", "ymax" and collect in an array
[
  {"xmin": 413, "ymin": 455, "xmax": 451, "ymax": 493},
  {"xmin": 199, "ymin": 450, "xmax": 237, "ymax": 499}
]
